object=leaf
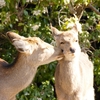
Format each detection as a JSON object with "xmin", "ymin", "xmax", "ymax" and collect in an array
[
  {"xmin": 63, "ymin": 0, "xmax": 70, "ymax": 4},
  {"xmin": 18, "ymin": 23, "xmax": 24, "ymax": 26},
  {"xmin": 24, "ymin": 10, "xmax": 28, "ymax": 16},
  {"xmin": 96, "ymin": 24, "xmax": 100, "ymax": 30},
  {"xmin": 22, "ymin": 0, "xmax": 26, "ymax": 5}
]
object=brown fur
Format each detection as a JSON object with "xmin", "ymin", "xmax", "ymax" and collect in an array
[
  {"xmin": 0, "ymin": 32, "xmax": 63, "ymax": 100},
  {"xmin": 51, "ymin": 25, "xmax": 94, "ymax": 100}
]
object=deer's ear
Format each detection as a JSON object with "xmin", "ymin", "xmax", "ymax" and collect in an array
[
  {"xmin": 6, "ymin": 32, "xmax": 24, "ymax": 42},
  {"xmin": 6, "ymin": 32, "xmax": 33, "ymax": 54},
  {"xmin": 50, "ymin": 26, "xmax": 61, "ymax": 36},
  {"xmin": 12, "ymin": 39, "xmax": 33, "ymax": 54},
  {"xmin": 50, "ymin": 26, "xmax": 62, "ymax": 41},
  {"xmin": 70, "ymin": 21, "xmax": 82, "ymax": 34}
]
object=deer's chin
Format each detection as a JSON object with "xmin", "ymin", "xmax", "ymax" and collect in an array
[{"xmin": 64, "ymin": 53, "xmax": 75, "ymax": 61}]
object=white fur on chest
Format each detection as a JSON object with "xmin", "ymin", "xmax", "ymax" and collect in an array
[{"xmin": 58, "ymin": 59, "xmax": 81, "ymax": 94}]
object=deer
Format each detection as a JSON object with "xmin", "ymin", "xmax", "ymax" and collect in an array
[
  {"xmin": 51, "ymin": 23, "xmax": 94, "ymax": 100},
  {"xmin": 0, "ymin": 32, "xmax": 63, "ymax": 100}
]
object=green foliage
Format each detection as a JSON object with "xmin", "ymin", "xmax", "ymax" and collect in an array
[{"xmin": 0, "ymin": 0, "xmax": 100, "ymax": 100}]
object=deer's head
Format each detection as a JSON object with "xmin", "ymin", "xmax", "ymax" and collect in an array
[
  {"xmin": 7, "ymin": 32, "xmax": 42, "ymax": 55},
  {"xmin": 6, "ymin": 32, "xmax": 63, "ymax": 65},
  {"xmin": 51, "ymin": 25, "xmax": 81, "ymax": 61}
]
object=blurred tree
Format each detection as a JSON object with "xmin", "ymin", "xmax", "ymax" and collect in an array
[{"xmin": 0, "ymin": 0, "xmax": 100, "ymax": 100}]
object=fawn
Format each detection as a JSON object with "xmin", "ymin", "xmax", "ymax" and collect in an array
[
  {"xmin": 51, "ymin": 24, "xmax": 94, "ymax": 100},
  {"xmin": 0, "ymin": 32, "xmax": 63, "ymax": 100}
]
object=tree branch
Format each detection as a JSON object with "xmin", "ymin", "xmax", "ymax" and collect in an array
[{"xmin": 87, "ymin": 4, "xmax": 100, "ymax": 15}]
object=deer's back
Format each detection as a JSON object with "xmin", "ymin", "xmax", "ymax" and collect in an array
[
  {"xmin": 0, "ymin": 58, "xmax": 8, "ymax": 67},
  {"xmin": 79, "ymin": 52, "xmax": 94, "ymax": 88}
]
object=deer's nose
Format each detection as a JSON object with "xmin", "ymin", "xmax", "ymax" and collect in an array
[
  {"xmin": 61, "ymin": 49, "xmax": 64, "ymax": 52},
  {"xmin": 70, "ymin": 48, "xmax": 75, "ymax": 53}
]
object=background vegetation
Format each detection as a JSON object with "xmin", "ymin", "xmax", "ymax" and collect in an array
[{"xmin": 0, "ymin": 0, "xmax": 100, "ymax": 100}]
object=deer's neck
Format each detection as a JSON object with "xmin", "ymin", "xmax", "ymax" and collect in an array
[
  {"xmin": 60, "ymin": 55, "xmax": 79, "ymax": 67},
  {"xmin": 5, "ymin": 53, "xmax": 37, "ymax": 70},
  {"xmin": 1, "ymin": 53, "xmax": 38, "ymax": 93},
  {"xmin": 58, "ymin": 57, "xmax": 80, "ymax": 86},
  {"xmin": 61, "ymin": 58, "xmax": 80, "ymax": 74},
  {"xmin": 57, "ymin": 56, "xmax": 81, "ymax": 93}
]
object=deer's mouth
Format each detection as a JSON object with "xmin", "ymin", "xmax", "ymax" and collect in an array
[{"xmin": 63, "ymin": 51, "xmax": 75, "ymax": 57}]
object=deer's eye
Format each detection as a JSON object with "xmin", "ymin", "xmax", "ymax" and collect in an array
[
  {"xmin": 28, "ymin": 39, "xmax": 32, "ymax": 42},
  {"xmin": 75, "ymin": 40, "xmax": 78, "ymax": 42},
  {"xmin": 60, "ymin": 42, "xmax": 64, "ymax": 44}
]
